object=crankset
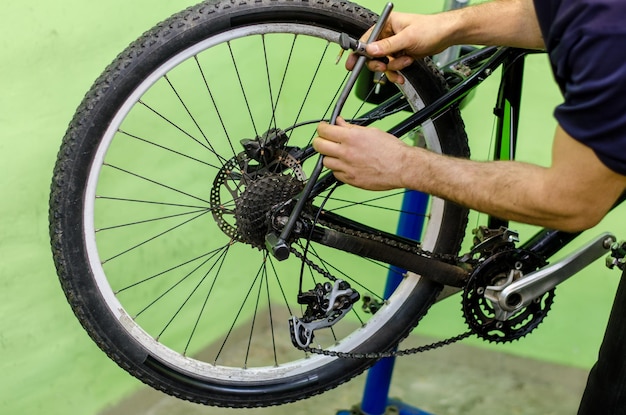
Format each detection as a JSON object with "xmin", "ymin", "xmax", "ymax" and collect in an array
[
  {"xmin": 462, "ymin": 248, "xmax": 553, "ymax": 343},
  {"xmin": 462, "ymin": 231, "xmax": 616, "ymax": 342}
]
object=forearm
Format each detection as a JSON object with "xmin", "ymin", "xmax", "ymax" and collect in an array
[
  {"xmin": 315, "ymin": 121, "xmax": 626, "ymax": 232},
  {"xmin": 404, "ymin": 151, "xmax": 574, "ymax": 229},
  {"xmin": 404, "ymin": 136, "xmax": 624, "ymax": 232},
  {"xmin": 440, "ymin": 0, "xmax": 544, "ymax": 49}
]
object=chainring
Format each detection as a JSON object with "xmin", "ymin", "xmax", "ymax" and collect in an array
[{"xmin": 462, "ymin": 249, "xmax": 554, "ymax": 343}]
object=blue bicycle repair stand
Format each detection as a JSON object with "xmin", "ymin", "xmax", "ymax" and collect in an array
[{"xmin": 337, "ymin": 190, "xmax": 434, "ymax": 415}]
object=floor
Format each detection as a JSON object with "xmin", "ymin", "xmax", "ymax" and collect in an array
[{"xmin": 100, "ymin": 333, "xmax": 588, "ymax": 415}]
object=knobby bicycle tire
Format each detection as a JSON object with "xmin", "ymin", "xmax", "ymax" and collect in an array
[{"xmin": 50, "ymin": 0, "xmax": 470, "ymax": 407}]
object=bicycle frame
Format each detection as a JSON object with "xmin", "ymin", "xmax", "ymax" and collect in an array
[{"xmin": 270, "ymin": 43, "xmax": 624, "ymax": 297}]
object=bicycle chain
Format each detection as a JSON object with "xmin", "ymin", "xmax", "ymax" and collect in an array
[
  {"xmin": 288, "ymin": 217, "xmax": 473, "ymax": 359},
  {"xmin": 297, "ymin": 330, "xmax": 472, "ymax": 359},
  {"xmin": 315, "ymin": 215, "xmax": 460, "ymax": 265}
]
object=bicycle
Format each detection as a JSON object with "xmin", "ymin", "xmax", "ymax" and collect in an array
[{"xmin": 49, "ymin": 0, "xmax": 626, "ymax": 408}]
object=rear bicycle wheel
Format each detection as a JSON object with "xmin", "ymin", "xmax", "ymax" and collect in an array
[{"xmin": 50, "ymin": 0, "xmax": 470, "ymax": 407}]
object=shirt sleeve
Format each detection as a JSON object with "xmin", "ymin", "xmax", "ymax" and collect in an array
[{"xmin": 553, "ymin": 30, "xmax": 626, "ymax": 176}]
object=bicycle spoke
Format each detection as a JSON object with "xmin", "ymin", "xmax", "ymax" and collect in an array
[
  {"xmin": 348, "ymin": 78, "xmax": 379, "ymax": 121},
  {"xmin": 261, "ymin": 35, "xmax": 277, "ymax": 133},
  {"xmin": 263, "ymin": 34, "xmax": 298, "ymax": 135},
  {"xmin": 182, "ymin": 246, "xmax": 230, "ymax": 356},
  {"xmin": 213, "ymin": 259, "xmax": 265, "ymax": 364},
  {"xmin": 303, "ymin": 71, "xmax": 351, "ymax": 147},
  {"xmin": 96, "ymin": 196, "xmax": 209, "ymax": 210},
  {"xmin": 96, "ymin": 208, "xmax": 210, "ymax": 232},
  {"xmin": 193, "ymin": 55, "xmax": 239, "ymax": 160},
  {"xmin": 101, "ymin": 210, "xmax": 211, "ymax": 264},
  {"xmin": 137, "ymin": 99, "xmax": 218, "ymax": 157},
  {"xmin": 102, "ymin": 163, "xmax": 212, "ymax": 205},
  {"xmin": 289, "ymin": 39, "xmax": 332, "ymax": 138},
  {"xmin": 115, "ymin": 245, "xmax": 229, "ymax": 294},
  {"xmin": 163, "ymin": 74, "xmax": 214, "ymax": 149},
  {"xmin": 244, "ymin": 264, "xmax": 268, "ymax": 368},
  {"xmin": 152, "ymin": 247, "xmax": 231, "ymax": 340},
  {"xmin": 263, "ymin": 253, "xmax": 280, "ymax": 367},
  {"xmin": 227, "ymin": 41, "xmax": 259, "ymax": 137},
  {"xmin": 326, "ymin": 196, "xmax": 429, "ymax": 218},
  {"xmin": 324, "ymin": 190, "xmax": 405, "ymax": 210},
  {"xmin": 117, "ymin": 128, "xmax": 221, "ymax": 170},
  {"xmin": 266, "ymin": 253, "xmax": 295, "ymax": 317}
]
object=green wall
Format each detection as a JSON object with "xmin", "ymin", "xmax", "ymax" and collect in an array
[
  {"xmin": 1, "ymin": 1, "xmax": 624, "ymax": 414},
  {"xmin": 1, "ymin": 2, "xmax": 198, "ymax": 414}
]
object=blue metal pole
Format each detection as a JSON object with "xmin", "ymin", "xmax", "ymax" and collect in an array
[{"xmin": 358, "ymin": 190, "xmax": 430, "ymax": 415}]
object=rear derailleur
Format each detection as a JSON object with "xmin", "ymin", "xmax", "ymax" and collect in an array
[{"xmin": 290, "ymin": 280, "xmax": 360, "ymax": 349}]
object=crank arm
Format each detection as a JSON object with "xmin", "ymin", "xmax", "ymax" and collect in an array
[
  {"xmin": 486, "ymin": 232, "xmax": 616, "ymax": 316},
  {"xmin": 266, "ymin": 2, "xmax": 395, "ymax": 260}
]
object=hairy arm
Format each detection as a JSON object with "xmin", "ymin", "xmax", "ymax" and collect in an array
[
  {"xmin": 314, "ymin": 120, "xmax": 626, "ymax": 232},
  {"xmin": 437, "ymin": 0, "xmax": 544, "ymax": 49},
  {"xmin": 352, "ymin": 0, "xmax": 544, "ymax": 82}
]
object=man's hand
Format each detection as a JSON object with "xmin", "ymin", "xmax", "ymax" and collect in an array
[
  {"xmin": 344, "ymin": 0, "xmax": 544, "ymax": 84},
  {"xmin": 313, "ymin": 117, "xmax": 410, "ymax": 191},
  {"xmin": 345, "ymin": 12, "xmax": 452, "ymax": 84}
]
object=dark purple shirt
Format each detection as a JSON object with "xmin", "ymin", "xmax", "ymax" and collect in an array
[{"xmin": 533, "ymin": 0, "xmax": 626, "ymax": 175}]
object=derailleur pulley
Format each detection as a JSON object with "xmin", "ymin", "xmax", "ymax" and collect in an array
[{"xmin": 290, "ymin": 280, "xmax": 360, "ymax": 349}]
